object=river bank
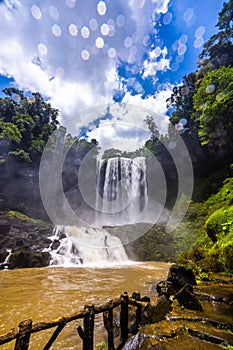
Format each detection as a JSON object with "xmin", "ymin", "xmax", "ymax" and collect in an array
[{"xmin": 127, "ymin": 274, "xmax": 233, "ymax": 350}]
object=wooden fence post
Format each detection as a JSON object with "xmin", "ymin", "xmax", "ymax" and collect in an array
[
  {"xmin": 119, "ymin": 292, "xmax": 128, "ymax": 348},
  {"xmin": 135, "ymin": 303, "xmax": 142, "ymax": 333},
  {"xmin": 42, "ymin": 322, "xmax": 66, "ymax": 350},
  {"xmin": 77, "ymin": 304, "xmax": 95, "ymax": 350},
  {"xmin": 14, "ymin": 319, "xmax": 32, "ymax": 350},
  {"xmin": 103, "ymin": 309, "xmax": 114, "ymax": 350}
]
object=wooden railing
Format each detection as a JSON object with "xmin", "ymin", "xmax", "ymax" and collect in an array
[{"xmin": 0, "ymin": 291, "xmax": 147, "ymax": 350}]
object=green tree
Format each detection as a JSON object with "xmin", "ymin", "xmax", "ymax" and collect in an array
[
  {"xmin": 0, "ymin": 121, "xmax": 22, "ymax": 143},
  {"xmin": 198, "ymin": 0, "xmax": 233, "ymax": 70},
  {"xmin": 0, "ymin": 88, "xmax": 59, "ymax": 162},
  {"xmin": 193, "ymin": 66, "xmax": 233, "ymax": 149}
]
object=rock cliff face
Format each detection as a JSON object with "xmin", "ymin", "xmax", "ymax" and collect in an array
[
  {"xmin": 0, "ymin": 140, "xmax": 95, "ymax": 222},
  {"xmin": 0, "ymin": 140, "xmax": 46, "ymax": 219},
  {"xmin": 0, "ymin": 211, "xmax": 53, "ymax": 269}
]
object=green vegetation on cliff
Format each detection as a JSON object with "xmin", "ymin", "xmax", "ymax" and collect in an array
[
  {"xmin": 177, "ymin": 174, "xmax": 233, "ymax": 275},
  {"xmin": 144, "ymin": 0, "xmax": 233, "ymax": 274}
]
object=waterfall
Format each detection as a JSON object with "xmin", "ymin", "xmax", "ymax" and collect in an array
[
  {"xmin": 47, "ymin": 156, "xmax": 148, "ymax": 266},
  {"xmin": 0, "ymin": 249, "xmax": 12, "ymax": 269},
  {"xmin": 46, "ymin": 226, "xmax": 129, "ymax": 267},
  {"xmin": 96, "ymin": 157, "xmax": 148, "ymax": 226}
]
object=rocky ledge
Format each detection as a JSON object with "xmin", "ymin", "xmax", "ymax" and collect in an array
[
  {"xmin": 122, "ymin": 264, "xmax": 233, "ymax": 350},
  {"xmin": 0, "ymin": 211, "xmax": 53, "ymax": 269}
]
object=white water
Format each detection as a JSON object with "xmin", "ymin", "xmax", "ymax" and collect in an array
[
  {"xmin": 46, "ymin": 226, "xmax": 129, "ymax": 267},
  {"xmin": 96, "ymin": 157, "xmax": 148, "ymax": 226},
  {"xmin": 0, "ymin": 249, "xmax": 12, "ymax": 269},
  {"xmin": 48, "ymin": 157, "xmax": 148, "ymax": 267}
]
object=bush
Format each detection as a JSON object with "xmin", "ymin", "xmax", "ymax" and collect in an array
[{"xmin": 205, "ymin": 206, "xmax": 233, "ymax": 242}]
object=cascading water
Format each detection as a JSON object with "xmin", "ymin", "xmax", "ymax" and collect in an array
[
  {"xmin": 49, "ymin": 156, "xmax": 148, "ymax": 266},
  {"xmin": 96, "ymin": 157, "xmax": 148, "ymax": 226},
  {"xmin": 46, "ymin": 226, "xmax": 129, "ymax": 266}
]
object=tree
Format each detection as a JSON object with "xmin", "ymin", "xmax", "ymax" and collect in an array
[
  {"xmin": 0, "ymin": 88, "xmax": 59, "ymax": 162},
  {"xmin": 0, "ymin": 121, "xmax": 22, "ymax": 143},
  {"xmin": 198, "ymin": 0, "xmax": 233, "ymax": 70},
  {"xmin": 167, "ymin": 73, "xmax": 197, "ymax": 128},
  {"xmin": 193, "ymin": 66, "xmax": 233, "ymax": 150}
]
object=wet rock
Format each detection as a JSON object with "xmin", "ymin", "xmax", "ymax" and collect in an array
[
  {"xmin": 122, "ymin": 332, "xmax": 145, "ymax": 350},
  {"xmin": 8, "ymin": 249, "xmax": 51, "ymax": 269},
  {"xmin": 0, "ymin": 222, "xmax": 10, "ymax": 234},
  {"xmin": 131, "ymin": 291, "xmax": 141, "ymax": 301},
  {"xmin": 156, "ymin": 280, "xmax": 175, "ymax": 299},
  {"xmin": 140, "ymin": 296, "xmax": 150, "ymax": 303},
  {"xmin": 0, "ymin": 249, "xmax": 8, "ymax": 266},
  {"xmin": 175, "ymin": 284, "xmax": 203, "ymax": 311},
  {"xmin": 0, "ymin": 212, "xmax": 54, "ymax": 268},
  {"xmin": 50, "ymin": 240, "xmax": 60, "ymax": 250},
  {"xmin": 142, "ymin": 295, "xmax": 172, "ymax": 324},
  {"xmin": 167, "ymin": 264, "xmax": 197, "ymax": 292}
]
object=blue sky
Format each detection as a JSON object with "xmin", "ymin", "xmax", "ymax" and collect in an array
[{"xmin": 0, "ymin": 0, "xmax": 224, "ymax": 150}]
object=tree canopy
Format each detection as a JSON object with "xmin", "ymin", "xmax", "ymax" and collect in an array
[
  {"xmin": 193, "ymin": 66, "xmax": 233, "ymax": 148},
  {"xmin": 164, "ymin": 0, "xmax": 233, "ymax": 162},
  {"xmin": 0, "ymin": 88, "xmax": 59, "ymax": 162}
]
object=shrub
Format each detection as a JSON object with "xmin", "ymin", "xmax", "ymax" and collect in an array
[{"xmin": 205, "ymin": 206, "xmax": 233, "ymax": 242}]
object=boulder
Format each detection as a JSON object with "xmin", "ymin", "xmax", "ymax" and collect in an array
[
  {"xmin": 8, "ymin": 249, "xmax": 51, "ymax": 269},
  {"xmin": 142, "ymin": 295, "xmax": 172, "ymax": 324},
  {"xmin": 167, "ymin": 264, "xmax": 197, "ymax": 292},
  {"xmin": 175, "ymin": 284, "xmax": 203, "ymax": 311},
  {"xmin": 156, "ymin": 280, "xmax": 175, "ymax": 299}
]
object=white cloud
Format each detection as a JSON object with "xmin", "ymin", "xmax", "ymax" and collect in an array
[
  {"xmin": 0, "ymin": 0, "xmax": 171, "ymax": 132},
  {"xmin": 143, "ymin": 47, "xmax": 170, "ymax": 78},
  {"xmin": 86, "ymin": 87, "xmax": 173, "ymax": 152},
  {"xmin": 151, "ymin": 0, "xmax": 170, "ymax": 14}
]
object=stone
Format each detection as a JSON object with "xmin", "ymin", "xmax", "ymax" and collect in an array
[
  {"xmin": 156, "ymin": 280, "xmax": 175, "ymax": 299},
  {"xmin": 8, "ymin": 249, "xmax": 51, "ymax": 269},
  {"xmin": 142, "ymin": 295, "xmax": 172, "ymax": 324},
  {"xmin": 175, "ymin": 284, "xmax": 203, "ymax": 311},
  {"xmin": 167, "ymin": 264, "xmax": 197, "ymax": 292}
]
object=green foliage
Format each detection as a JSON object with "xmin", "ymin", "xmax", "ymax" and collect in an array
[
  {"xmin": 0, "ymin": 88, "xmax": 59, "ymax": 162},
  {"xmin": 205, "ymin": 178, "xmax": 233, "ymax": 214},
  {"xmin": 172, "ymin": 200, "xmax": 209, "ymax": 261},
  {"xmin": 7, "ymin": 210, "xmax": 32, "ymax": 221},
  {"xmin": 0, "ymin": 121, "xmax": 22, "ymax": 143},
  {"xmin": 179, "ymin": 178, "xmax": 233, "ymax": 274},
  {"xmin": 166, "ymin": 1, "xmax": 233, "ymax": 166},
  {"xmin": 8, "ymin": 149, "xmax": 31, "ymax": 162},
  {"xmin": 198, "ymin": 0, "xmax": 233, "ymax": 70},
  {"xmin": 95, "ymin": 341, "xmax": 106, "ymax": 349},
  {"xmin": 5, "ymin": 210, "xmax": 45, "ymax": 225},
  {"xmin": 204, "ymin": 205, "xmax": 233, "ymax": 272},
  {"xmin": 193, "ymin": 66, "xmax": 233, "ymax": 148},
  {"xmin": 144, "ymin": 115, "xmax": 160, "ymax": 140},
  {"xmin": 132, "ymin": 225, "xmax": 175, "ymax": 262},
  {"xmin": 102, "ymin": 147, "xmax": 144, "ymax": 160},
  {"xmin": 205, "ymin": 206, "xmax": 233, "ymax": 241}
]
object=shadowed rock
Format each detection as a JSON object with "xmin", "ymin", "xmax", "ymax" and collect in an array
[
  {"xmin": 167, "ymin": 264, "xmax": 197, "ymax": 292},
  {"xmin": 175, "ymin": 284, "xmax": 203, "ymax": 311}
]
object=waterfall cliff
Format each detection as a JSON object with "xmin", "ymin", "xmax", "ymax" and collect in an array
[{"xmin": 95, "ymin": 157, "xmax": 148, "ymax": 226}]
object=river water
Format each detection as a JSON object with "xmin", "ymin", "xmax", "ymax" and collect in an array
[{"xmin": 0, "ymin": 262, "xmax": 171, "ymax": 349}]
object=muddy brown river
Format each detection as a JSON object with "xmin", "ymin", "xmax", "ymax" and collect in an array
[{"xmin": 0, "ymin": 262, "xmax": 171, "ymax": 349}]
